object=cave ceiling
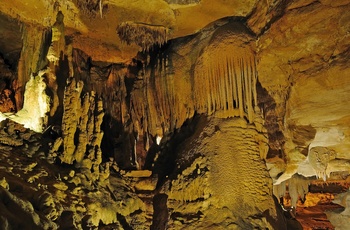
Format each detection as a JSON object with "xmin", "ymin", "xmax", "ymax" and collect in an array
[{"xmin": 0, "ymin": 0, "xmax": 257, "ymax": 63}]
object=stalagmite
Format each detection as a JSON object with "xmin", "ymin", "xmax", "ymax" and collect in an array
[
  {"xmin": 10, "ymin": 71, "xmax": 50, "ymax": 132},
  {"xmin": 60, "ymin": 78, "xmax": 84, "ymax": 164},
  {"xmin": 73, "ymin": 94, "xmax": 90, "ymax": 163}
]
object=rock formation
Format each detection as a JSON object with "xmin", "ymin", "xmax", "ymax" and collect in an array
[{"xmin": 0, "ymin": 0, "xmax": 350, "ymax": 229}]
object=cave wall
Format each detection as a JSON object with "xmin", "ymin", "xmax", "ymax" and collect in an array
[
  {"xmin": 258, "ymin": 0, "xmax": 350, "ymax": 183},
  {"xmin": 0, "ymin": 0, "xmax": 350, "ymax": 229}
]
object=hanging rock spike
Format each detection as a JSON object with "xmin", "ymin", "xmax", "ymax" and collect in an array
[{"xmin": 117, "ymin": 21, "xmax": 169, "ymax": 51}]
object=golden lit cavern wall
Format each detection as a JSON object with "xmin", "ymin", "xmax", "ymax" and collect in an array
[
  {"xmin": 126, "ymin": 19, "xmax": 259, "ymax": 169},
  {"xmin": 1, "ymin": 14, "xmax": 260, "ymax": 167},
  {"xmin": 259, "ymin": 1, "xmax": 350, "ymax": 183}
]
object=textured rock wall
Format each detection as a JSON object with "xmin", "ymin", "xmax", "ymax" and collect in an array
[
  {"xmin": 258, "ymin": 1, "xmax": 350, "ymax": 183},
  {"xmin": 254, "ymin": 4, "xmax": 350, "ymax": 227},
  {"xmin": 70, "ymin": 18, "xmax": 262, "ymax": 170},
  {"xmin": 125, "ymin": 19, "xmax": 261, "ymax": 169},
  {"xmin": 0, "ymin": 57, "xmax": 16, "ymax": 113}
]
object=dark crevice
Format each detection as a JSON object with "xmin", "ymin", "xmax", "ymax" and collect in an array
[
  {"xmin": 117, "ymin": 213, "xmax": 133, "ymax": 230},
  {"xmin": 151, "ymin": 113, "xmax": 204, "ymax": 189},
  {"xmin": 170, "ymin": 211, "xmax": 203, "ymax": 224},
  {"xmin": 151, "ymin": 194, "xmax": 169, "ymax": 230},
  {"xmin": 256, "ymin": 80, "xmax": 285, "ymax": 159},
  {"xmin": 246, "ymin": 0, "xmax": 290, "ymax": 36}
]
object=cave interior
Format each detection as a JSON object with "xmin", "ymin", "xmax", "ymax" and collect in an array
[{"xmin": 0, "ymin": 0, "xmax": 350, "ymax": 229}]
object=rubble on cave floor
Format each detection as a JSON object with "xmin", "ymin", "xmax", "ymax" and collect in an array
[{"xmin": 0, "ymin": 121, "xmax": 147, "ymax": 229}]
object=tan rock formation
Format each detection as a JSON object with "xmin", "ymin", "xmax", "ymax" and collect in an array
[
  {"xmin": 1, "ymin": 0, "xmax": 350, "ymax": 229},
  {"xmin": 327, "ymin": 189, "xmax": 350, "ymax": 230}
]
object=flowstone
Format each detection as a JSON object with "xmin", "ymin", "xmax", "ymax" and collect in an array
[{"xmin": 161, "ymin": 117, "xmax": 282, "ymax": 229}]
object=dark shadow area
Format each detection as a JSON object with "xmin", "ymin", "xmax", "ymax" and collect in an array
[
  {"xmin": 256, "ymin": 80, "xmax": 285, "ymax": 159},
  {"xmin": 151, "ymin": 194, "xmax": 168, "ymax": 230},
  {"xmin": 101, "ymin": 114, "xmax": 137, "ymax": 169},
  {"xmin": 149, "ymin": 113, "xmax": 206, "ymax": 189}
]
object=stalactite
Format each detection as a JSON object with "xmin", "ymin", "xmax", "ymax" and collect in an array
[
  {"xmin": 229, "ymin": 59, "xmax": 237, "ymax": 114},
  {"xmin": 218, "ymin": 62, "xmax": 225, "ymax": 111},
  {"xmin": 252, "ymin": 58, "xmax": 258, "ymax": 111},
  {"xmin": 47, "ymin": 11, "xmax": 65, "ymax": 65},
  {"xmin": 246, "ymin": 58, "xmax": 254, "ymax": 123},
  {"xmin": 273, "ymin": 181, "xmax": 286, "ymax": 200},
  {"xmin": 73, "ymin": 0, "xmax": 104, "ymax": 18},
  {"xmin": 46, "ymin": 11, "xmax": 66, "ymax": 118},
  {"xmin": 124, "ymin": 21, "xmax": 257, "ymax": 170},
  {"xmin": 308, "ymin": 146, "xmax": 336, "ymax": 181},
  {"xmin": 212, "ymin": 65, "xmax": 217, "ymax": 111},
  {"xmin": 288, "ymin": 175, "xmax": 309, "ymax": 208},
  {"xmin": 237, "ymin": 59, "xmax": 244, "ymax": 118},
  {"xmin": 225, "ymin": 58, "xmax": 232, "ymax": 112},
  {"xmin": 193, "ymin": 38, "xmax": 256, "ymax": 122},
  {"xmin": 117, "ymin": 21, "xmax": 169, "ymax": 52},
  {"xmin": 206, "ymin": 68, "xmax": 212, "ymax": 114}
]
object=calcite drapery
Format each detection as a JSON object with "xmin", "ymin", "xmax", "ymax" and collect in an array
[{"xmin": 193, "ymin": 22, "xmax": 257, "ymax": 122}]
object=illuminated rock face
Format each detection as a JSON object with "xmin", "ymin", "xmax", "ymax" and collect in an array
[
  {"xmin": 10, "ymin": 72, "xmax": 50, "ymax": 132},
  {"xmin": 164, "ymin": 117, "xmax": 276, "ymax": 229},
  {"xmin": 0, "ymin": 0, "xmax": 350, "ymax": 229}
]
